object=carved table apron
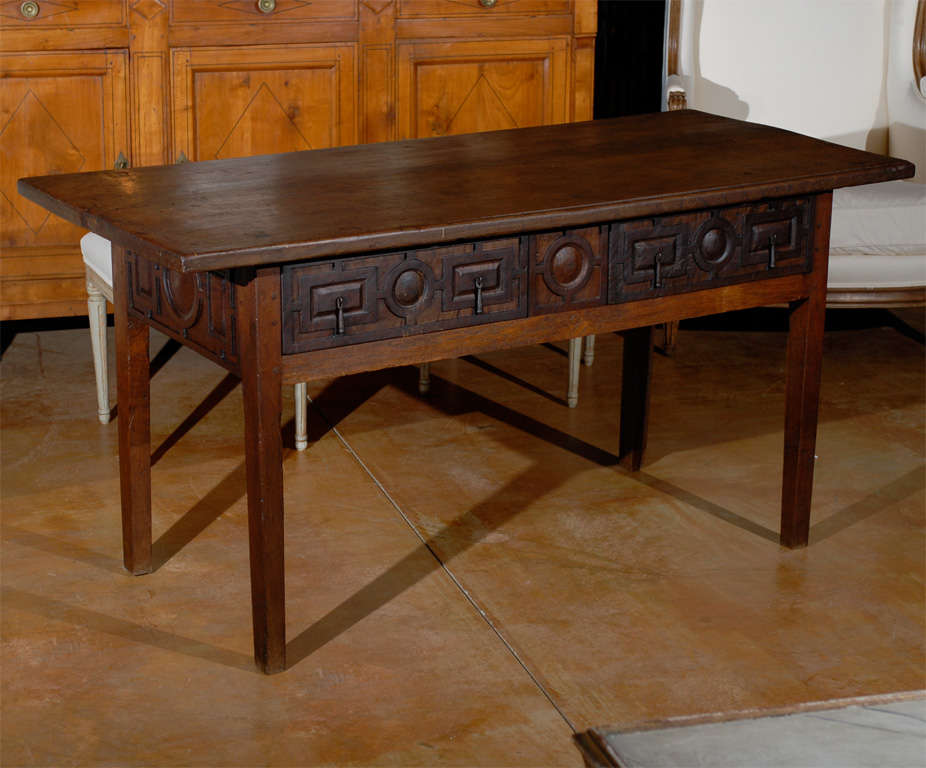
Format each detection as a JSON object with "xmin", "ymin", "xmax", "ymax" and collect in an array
[{"xmin": 18, "ymin": 111, "xmax": 914, "ymax": 674}]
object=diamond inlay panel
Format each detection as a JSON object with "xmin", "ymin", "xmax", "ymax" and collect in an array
[
  {"xmin": 182, "ymin": 49, "xmax": 354, "ymax": 161},
  {"xmin": 0, "ymin": 90, "xmax": 86, "ymax": 235},
  {"xmin": 214, "ymin": 83, "xmax": 313, "ymax": 159}
]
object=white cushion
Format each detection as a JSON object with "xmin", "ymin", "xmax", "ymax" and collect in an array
[
  {"xmin": 80, "ymin": 232, "xmax": 113, "ymax": 287},
  {"xmin": 829, "ymin": 179, "xmax": 926, "ymax": 289},
  {"xmin": 831, "ymin": 180, "xmax": 926, "ymax": 253}
]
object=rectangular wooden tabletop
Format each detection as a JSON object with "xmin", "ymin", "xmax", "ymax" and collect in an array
[{"xmin": 18, "ymin": 110, "xmax": 913, "ymax": 273}]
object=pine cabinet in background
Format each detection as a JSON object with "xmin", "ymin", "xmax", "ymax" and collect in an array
[{"xmin": 0, "ymin": 0, "xmax": 596, "ymax": 320}]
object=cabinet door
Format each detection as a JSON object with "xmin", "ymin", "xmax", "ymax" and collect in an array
[
  {"xmin": 0, "ymin": 50, "xmax": 129, "ymax": 320},
  {"xmin": 171, "ymin": 44, "xmax": 357, "ymax": 162},
  {"xmin": 397, "ymin": 38, "xmax": 568, "ymax": 139}
]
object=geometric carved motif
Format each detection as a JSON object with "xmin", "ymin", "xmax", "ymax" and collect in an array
[
  {"xmin": 126, "ymin": 251, "xmax": 239, "ymax": 367},
  {"xmin": 609, "ymin": 197, "xmax": 814, "ymax": 304},
  {"xmin": 529, "ymin": 226, "xmax": 608, "ymax": 315},
  {"xmin": 281, "ymin": 238, "xmax": 527, "ymax": 353},
  {"xmin": 130, "ymin": 0, "xmax": 165, "ymax": 20},
  {"xmin": 0, "ymin": 90, "xmax": 86, "ymax": 234}
]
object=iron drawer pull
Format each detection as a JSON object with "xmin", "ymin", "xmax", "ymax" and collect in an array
[
  {"xmin": 474, "ymin": 276, "xmax": 484, "ymax": 315},
  {"xmin": 335, "ymin": 296, "xmax": 345, "ymax": 335},
  {"xmin": 654, "ymin": 252, "xmax": 663, "ymax": 289},
  {"xmin": 768, "ymin": 234, "xmax": 777, "ymax": 269}
]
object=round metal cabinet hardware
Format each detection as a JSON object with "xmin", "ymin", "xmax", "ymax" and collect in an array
[
  {"xmin": 20, "ymin": 1, "xmax": 40, "ymax": 19},
  {"xmin": 479, "ymin": 0, "xmax": 497, "ymax": 7},
  {"xmin": 257, "ymin": 0, "xmax": 276, "ymax": 13}
]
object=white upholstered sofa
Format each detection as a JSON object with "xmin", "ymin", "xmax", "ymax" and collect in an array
[{"xmin": 664, "ymin": 0, "xmax": 926, "ymax": 307}]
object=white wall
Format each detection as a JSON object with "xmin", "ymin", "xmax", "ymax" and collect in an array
[{"xmin": 676, "ymin": 0, "xmax": 890, "ymax": 152}]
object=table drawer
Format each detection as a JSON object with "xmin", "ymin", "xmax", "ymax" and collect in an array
[
  {"xmin": 282, "ymin": 237, "xmax": 527, "ymax": 353},
  {"xmin": 608, "ymin": 197, "xmax": 814, "ymax": 304},
  {"xmin": 126, "ymin": 252, "xmax": 239, "ymax": 365},
  {"xmin": 528, "ymin": 225, "xmax": 608, "ymax": 315}
]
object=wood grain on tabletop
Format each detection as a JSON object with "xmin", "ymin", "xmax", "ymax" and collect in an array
[{"xmin": 17, "ymin": 111, "xmax": 913, "ymax": 273}]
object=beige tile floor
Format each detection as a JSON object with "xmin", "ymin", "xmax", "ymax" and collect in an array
[{"xmin": 1, "ymin": 310, "xmax": 923, "ymax": 766}]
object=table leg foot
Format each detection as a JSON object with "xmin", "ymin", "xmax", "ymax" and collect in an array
[{"xmin": 619, "ymin": 326, "xmax": 654, "ymax": 471}]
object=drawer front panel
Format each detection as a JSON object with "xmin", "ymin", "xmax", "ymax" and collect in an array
[
  {"xmin": 0, "ymin": 0, "xmax": 125, "ymax": 27},
  {"xmin": 169, "ymin": 0, "xmax": 356, "ymax": 23},
  {"xmin": 528, "ymin": 225, "xmax": 607, "ymax": 315},
  {"xmin": 282, "ymin": 238, "xmax": 526, "ymax": 353},
  {"xmin": 609, "ymin": 198, "xmax": 814, "ymax": 304},
  {"xmin": 126, "ymin": 252, "xmax": 239, "ymax": 365},
  {"xmin": 397, "ymin": 0, "xmax": 570, "ymax": 17}
]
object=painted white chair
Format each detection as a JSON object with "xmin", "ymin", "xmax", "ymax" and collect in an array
[
  {"xmin": 81, "ymin": 233, "xmax": 312, "ymax": 449},
  {"xmin": 664, "ymin": 0, "xmax": 926, "ymax": 308}
]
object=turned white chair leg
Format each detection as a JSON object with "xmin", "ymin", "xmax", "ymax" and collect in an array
[
  {"xmin": 567, "ymin": 337, "xmax": 582, "ymax": 408},
  {"xmin": 87, "ymin": 280, "xmax": 110, "ymax": 424},
  {"xmin": 582, "ymin": 334, "xmax": 596, "ymax": 366},
  {"xmin": 418, "ymin": 363, "xmax": 431, "ymax": 394},
  {"xmin": 294, "ymin": 382, "xmax": 308, "ymax": 451}
]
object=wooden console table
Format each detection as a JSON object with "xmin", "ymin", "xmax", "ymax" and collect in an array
[{"xmin": 19, "ymin": 111, "xmax": 913, "ymax": 674}]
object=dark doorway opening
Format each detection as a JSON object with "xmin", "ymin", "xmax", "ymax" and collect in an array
[{"xmin": 595, "ymin": 1, "xmax": 667, "ymax": 119}]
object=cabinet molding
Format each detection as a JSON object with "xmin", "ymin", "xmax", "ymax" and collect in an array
[{"xmin": 0, "ymin": 1, "xmax": 595, "ymax": 318}]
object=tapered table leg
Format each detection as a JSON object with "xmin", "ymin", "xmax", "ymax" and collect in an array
[
  {"xmin": 112, "ymin": 245, "xmax": 152, "ymax": 575},
  {"xmin": 780, "ymin": 193, "xmax": 832, "ymax": 548},
  {"xmin": 619, "ymin": 325, "xmax": 654, "ymax": 471},
  {"xmin": 236, "ymin": 267, "xmax": 286, "ymax": 673}
]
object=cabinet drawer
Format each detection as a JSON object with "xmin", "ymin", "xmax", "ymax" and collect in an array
[
  {"xmin": 398, "ymin": 0, "xmax": 569, "ymax": 17},
  {"xmin": 608, "ymin": 197, "xmax": 814, "ymax": 304},
  {"xmin": 0, "ymin": 0, "xmax": 125, "ymax": 26},
  {"xmin": 282, "ymin": 238, "xmax": 527, "ymax": 353},
  {"xmin": 169, "ymin": 0, "xmax": 356, "ymax": 24}
]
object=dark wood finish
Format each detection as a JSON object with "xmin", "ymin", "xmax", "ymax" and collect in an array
[
  {"xmin": 619, "ymin": 326, "xmax": 654, "ymax": 471},
  {"xmin": 18, "ymin": 114, "xmax": 912, "ymax": 673},
  {"xmin": 112, "ymin": 244, "xmax": 152, "ymax": 575},
  {"xmin": 280, "ymin": 271, "xmax": 816, "ymax": 384},
  {"xmin": 236, "ymin": 266, "xmax": 286, "ymax": 674},
  {"xmin": 609, "ymin": 197, "xmax": 814, "ymax": 304},
  {"xmin": 127, "ymin": 251, "xmax": 240, "ymax": 371},
  {"xmin": 17, "ymin": 112, "xmax": 914, "ymax": 274},
  {"xmin": 780, "ymin": 193, "xmax": 832, "ymax": 549},
  {"xmin": 529, "ymin": 226, "xmax": 608, "ymax": 314},
  {"xmin": 281, "ymin": 237, "xmax": 527, "ymax": 353}
]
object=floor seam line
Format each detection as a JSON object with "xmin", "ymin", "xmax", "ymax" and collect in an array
[{"xmin": 311, "ymin": 397, "xmax": 577, "ymax": 734}]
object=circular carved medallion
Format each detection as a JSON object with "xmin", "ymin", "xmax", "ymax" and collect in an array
[
  {"xmin": 384, "ymin": 259, "xmax": 435, "ymax": 317},
  {"xmin": 162, "ymin": 270, "xmax": 204, "ymax": 328},
  {"xmin": 693, "ymin": 217, "xmax": 736, "ymax": 272},
  {"xmin": 542, "ymin": 235, "xmax": 594, "ymax": 297}
]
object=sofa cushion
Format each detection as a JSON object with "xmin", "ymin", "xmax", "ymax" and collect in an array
[
  {"xmin": 829, "ymin": 179, "xmax": 926, "ymax": 289},
  {"xmin": 80, "ymin": 232, "xmax": 113, "ymax": 287}
]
